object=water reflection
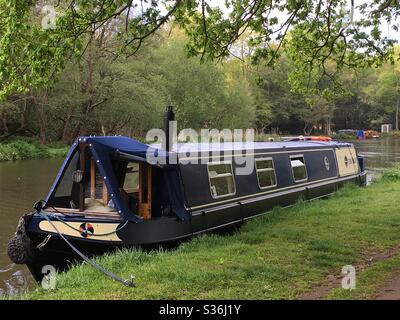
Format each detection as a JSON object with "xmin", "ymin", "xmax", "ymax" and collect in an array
[
  {"xmin": 352, "ymin": 138, "xmax": 400, "ymax": 183},
  {"xmin": 353, "ymin": 137, "xmax": 400, "ymax": 171}
]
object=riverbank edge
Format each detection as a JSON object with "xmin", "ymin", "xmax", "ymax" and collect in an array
[
  {"xmin": 0, "ymin": 138, "xmax": 69, "ymax": 161},
  {"xmin": 1, "ymin": 134, "xmax": 399, "ymax": 162},
  {"xmin": 9, "ymin": 167, "xmax": 400, "ymax": 300}
]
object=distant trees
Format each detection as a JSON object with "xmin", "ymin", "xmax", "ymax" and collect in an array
[
  {"xmin": 1, "ymin": 1, "xmax": 399, "ymax": 98},
  {"xmin": 1, "ymin": 0, "xmax": 400, "ymax": 142},
  {"xmin": 364, "ymin": 61, "xmax": 400, "ymax": 131},
  {"xmin": 1, "ymin": 27, "xmax": 400, "ymax": 142},
  {"xmin": 0, "ymin": 29, "xmax": 256, "ymax": 143}
]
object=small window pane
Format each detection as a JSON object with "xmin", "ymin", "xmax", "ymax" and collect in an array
[
  {"xmin": 208, "ymin": 163, "xmax": 235, "ymax": 198},
  {"xmin": 208, "ymin": 163, "xmax": 232, "ymax": 177},
  {"xmin": 210, "ymin": 176, "xmax": 235, "ymax": 198},
  {"xmin": 258, "ymin": 170, "xmax": 276, "ymax": 188},
  {"xmin": 293, "ymin": 166, "xmax": 307, "ymax": 181},
  {"xmin": 291, "ymin": 156, "xmax": 307, "ymax": 182},
  {"xmin": 255, "ymin": 158, "xmax": 276, "ymax": 189},
  {"xmin": 55, "ymin": 151, "xmax": 79, "ymax": 198},
  {"xmin": 256, "ymin": 159, "xmax": 274, "ymax": 170},
  {"xmin": 123, "ymin": 163, "xmax": 139, "ymax": 192}
]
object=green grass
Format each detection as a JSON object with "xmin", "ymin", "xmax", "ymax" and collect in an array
[
  {"xmin": 331, "ymin": 133, "xmax": 356, "ymax": 140},
  {"xmin": 14, "ymin": 171, "xmax": 400, "ymax": 300},
  {"xmin": 382, "ymin": 131, "xmax": 400, "ymax": 139},
  {"xmin": 0, "ymin": 138, "xmax": 69, "ymax": 161}
]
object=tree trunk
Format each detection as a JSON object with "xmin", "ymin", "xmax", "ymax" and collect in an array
[
  {"xmin": 396, "ymin": 96, "xmax": 399, "ymax": 131},
  {"xmin": 303, "ymin": 122, "xmax": 314, "ymax": 136},
  {"xmin": 61, "ymin": 104, "xmax": 78, "ymax": 144},
  {"xmin": 33, "ymin": 92, "xmax": 48, "ymax": 144},
  {"xmin": 325, "ymin": 117, "xmax": 332, "ymax": 136},
  {"xmin": 1, "ymin": 116, "xmax": 8, "ymax": 135},
  {"xmin": 20, "ymin": 99, "xmax": 27, "ymax": 129}
]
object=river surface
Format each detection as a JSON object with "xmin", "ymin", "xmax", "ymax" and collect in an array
[
  {"xmin": 0, "ymin": 138, "xmax": 399, "ymax": 296},
  {"xmin": 0, "ymin": 158, "xmax": 63, "ymax": 295}
]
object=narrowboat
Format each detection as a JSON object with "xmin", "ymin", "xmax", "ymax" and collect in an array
[{"xmin": 7, "ymin": 117, "xmax": 367, "ymax": 282}]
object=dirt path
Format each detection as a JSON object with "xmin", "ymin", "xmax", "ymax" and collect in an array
[
  {"xmin": 298, "ymin": 244, "xmax": 400, "ymax": 300},
  {"xmin": 373, "ymin": 273, "xmax": 400, "ymax": 300}
]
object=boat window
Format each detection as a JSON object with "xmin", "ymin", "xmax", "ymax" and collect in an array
[
  {"xmin": 207, "ymin": 162, "xmax": 236, "ymax": 199},
  {"xmin": 121, "ymin": 162, "xmax": 151, "ymax": 219},
  {"xmin": 50, "ymin": 146, "xmax": 116, "ymax": 213},
  {"xmin": 290, "ymin": 155, "xmax": 308, "ymax": 182},
  {"xmin": 255, "ymin": 158, "xmax": 277, "ymax": 189},
  {"xmin": 54, "ymin": 151, "xmax": 79, "ymax": 199},
  {"xmin": 123, "ymin": 163, "xmax": 139, "ymax": 193},
  {"xmin": 83, "ymin": 157, "xmax": 114, "ymax": 213}
]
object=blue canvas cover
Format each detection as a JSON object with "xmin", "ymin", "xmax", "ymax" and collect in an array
[{"xmin": 45, "ymin": 136, "xmax": 189, "ymax": 222}]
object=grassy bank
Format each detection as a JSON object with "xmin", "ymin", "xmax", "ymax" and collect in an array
[
  {"xmin": 330, "ymin": 133, "xmax": 356, "ymax": 140},
  {"xmin": 15, "ymin": 168, "xmax": 400, "ymax": 300},
  {"xmin": 0, "ymin": 138, "xmax": 69, "ymax": 161},
  {"xmin": 382, "ymin": 131, "xmax": 400, "ymax": 139}
]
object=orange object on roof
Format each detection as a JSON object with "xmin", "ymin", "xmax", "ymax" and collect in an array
[
  {"xmin": 306, "ymin": 136, "xmax": 332, "ymax": 142},
  {"xmin": 364, "ymin": 130, "xmax": 380, "ymax": 139}
]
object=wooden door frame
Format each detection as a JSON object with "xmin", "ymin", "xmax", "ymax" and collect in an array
[{"xmin": 138, "ymin": 163, "xmax": 152, "ymax": 219}]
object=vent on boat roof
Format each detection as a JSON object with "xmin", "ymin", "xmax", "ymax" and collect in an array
[{"xmin": 163, "ymin": 106, "xmax": 175, "ymax": 153}]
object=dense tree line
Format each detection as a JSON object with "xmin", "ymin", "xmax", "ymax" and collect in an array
[
  {"xmin": 1, "ymin": 2, "xmax": 400, "ymax": 144},
  {"xmin": 0, "ymin": 29, "xmax": 255, "ymax": 143},
  {"xmin": 1, "ymin": 7, "xmax": 400, "ymax": 144},
  {"xmin": 0, "ymin": 27, "xmax": 399, "ymax": 144},
  {"xmin": 1, "ymin": 1, "xmax": 399, "ymax": 99}
]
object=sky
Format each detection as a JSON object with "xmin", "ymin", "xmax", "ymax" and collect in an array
[{"xmin": 207, "ymin": 0, "xmax": 400, "ymax": 42}]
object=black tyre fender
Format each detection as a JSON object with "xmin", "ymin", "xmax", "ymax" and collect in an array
[{"xmin": 7, "ymin": 214, "xmax": 36, "ymax": 265}]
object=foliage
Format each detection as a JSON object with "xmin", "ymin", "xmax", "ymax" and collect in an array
[
  {"xmin": 381, "ymin": 166, "xmax": 400, "ymax": 181},
  {"xmin": 0, "ymin": 1, "xmax": 399, "ymax": 98},
  {"xmin": 330, "ymin": 132, "xmax": 355, "ymax": 140},
  {"xmin": 0, "ymin": 29, "xmax": 256, "ymax": 144},
  {"xmin": 386, "ymin": 131, "xmax": 400, "ymax": 138},
  {"xmin": 1, "ymin": 4, "xmax": 400, "ymax": 143},
  {"xmin": 0, "ymin": 138, "xmax": 68, "ymax": 161}
]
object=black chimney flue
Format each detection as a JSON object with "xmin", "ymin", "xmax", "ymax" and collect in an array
[{"xmin": 163, "ymin": 106, "xmax": 175, "ymax": 152}]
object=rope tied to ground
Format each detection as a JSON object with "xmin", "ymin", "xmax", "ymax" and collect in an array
[
  {"xmin": 41, "ymin": 211, "xmax": 135, "ymax": 288},
  {"xmin": 34, "ymin": 200, "xmax": 135, "ymax": 287}
]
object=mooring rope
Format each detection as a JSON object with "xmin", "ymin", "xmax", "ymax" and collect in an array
[{"xmin": 41, "ymin": 212, "xmax": 134, "ymax": 287}]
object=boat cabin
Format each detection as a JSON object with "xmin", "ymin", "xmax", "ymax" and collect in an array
[
  {"xmin": 45, "ymin": 137, "xmax": 181, "ymax": 223},
  {"xmin": 44, "ymin": 137, "xmax": 365, "ymax": 227}
]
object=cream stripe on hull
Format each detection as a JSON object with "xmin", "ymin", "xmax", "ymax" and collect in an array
[{"xmin": 39, "ymin": 221, "xmax": 122, "ymax": 242}]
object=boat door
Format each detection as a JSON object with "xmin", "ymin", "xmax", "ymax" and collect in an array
[
  {"xmin": 138, "ymin": 164, "xmax": 152, "ymax": 220},
  {"xmin": 335, "ymin": 146, "xmax": 360, "ymax": 177}
]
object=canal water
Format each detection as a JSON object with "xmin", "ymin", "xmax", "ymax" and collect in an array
[
  {"xmin": 0, "ymin": 158, "xmax": 63, "ymax": 295},
  {"xmin": 0, "ymin": 138, "xmax": 399, "ymax": 296}
]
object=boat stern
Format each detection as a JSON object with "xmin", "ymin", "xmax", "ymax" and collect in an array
[{"xmin": 7, "ymin": 210, "xmax": 125, "ymax": 282}]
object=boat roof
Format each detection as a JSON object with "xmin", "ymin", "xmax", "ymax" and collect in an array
[
  {"xmin": 170, "ymin": 140, "xmax": 351, "ymax": 153},
  {"xmin": 76, "ymin": 136, "xmax": 353, "ymax": 156}
]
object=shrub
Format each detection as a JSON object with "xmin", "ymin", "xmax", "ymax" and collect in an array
[
  {"xmin": 387, "ymin": 131, "xmax": 400, "ymax": 138},
  {"xmin": 331, "ymin": 133, "xmax": 355, "ymax": 140},
  {"xmin": 0, "ymin": 138, "xmax": 69, "ymax": 161},
  {"xmin": 380, "ymin": 166, "xmax": 400, "ymax": 182}
]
